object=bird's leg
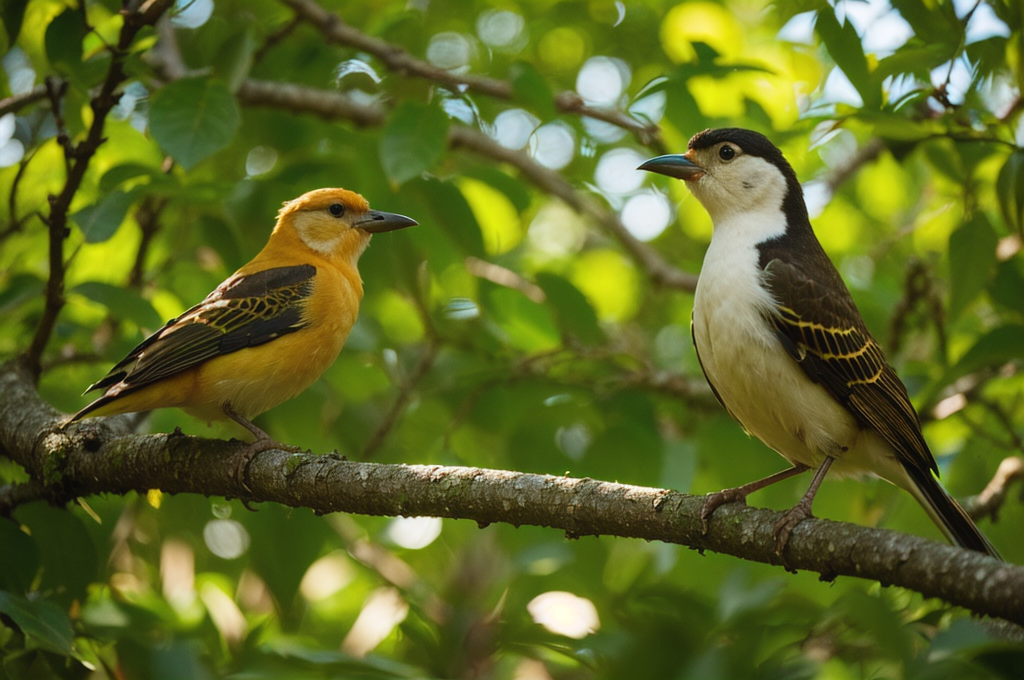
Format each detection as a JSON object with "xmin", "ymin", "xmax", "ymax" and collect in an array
[
  {"xmin": 222, "ymin": 403, "xmax": 301, "ymax": 494},
  {"xmin": 700, "ymin": 464, "xmax": 810, "ymax": 533},
  {"xmin": 773, "ymin": 457, "xmax": 834, "ymax": 559}
]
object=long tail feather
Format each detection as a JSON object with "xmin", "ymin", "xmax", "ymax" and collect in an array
[{"xmin": 904, "ymin": 466, "xmax": 1001, "ymax": 560}]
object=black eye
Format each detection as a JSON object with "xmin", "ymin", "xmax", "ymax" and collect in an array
[
  {"xmin": 329, "ymin": 203, "xmax": 345, "ymax": 217},
  {"xmin": 719, "ymin": 145, "xmax": 736, "ymax": 161}
]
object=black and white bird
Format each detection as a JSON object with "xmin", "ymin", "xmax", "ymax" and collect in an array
[{"xmin": 639, "ymin": 128, "xmax": 1000, "ymax": 559}]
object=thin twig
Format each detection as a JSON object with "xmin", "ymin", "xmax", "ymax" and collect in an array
[
  {"xmin": 448, "ymin": 126, "xmax": 698, "ymax": 291},
  {"xmin": 280, "ymin": 0, "xmax": 665, "ymax": 152},
  {"xmin": 823, "ymin": 138, "xmax": 884, "ymax": 196},
  {"xmin": 253, "ymin": 16, "xmax": 302, "ymax": 64},
  {"xmin": 0, "ymin": 479, "xmax": 52, "ymax": 517},
  {"xmin": 965, "ymin": 456, "xmax": 1024, "ymax": 522},
  {"xmin": 21, "ymin": 0, "xmax": 177, "ymax": 379},
  {"xmin": 129, "ymin": 195, "xmax": 169, "ymax": 288},
  {"xmin": 0, "ymin": 85, "xmax": 48, "ymax": 117},
  {"xmin": 0, "ymin": 151, "xmax": 38, "ymax": 244},
  {"xmin": 362, "ymin": 342, "xmax": 440, "ymax": 459},
  {"xmin": 465, "ymin": 256, "xmax": 546, "ymax": 303}
]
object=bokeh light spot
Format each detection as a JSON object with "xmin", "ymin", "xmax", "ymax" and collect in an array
[{"xmin": 527, "ymin": 591, "xmax": 600, "ymax": 639}]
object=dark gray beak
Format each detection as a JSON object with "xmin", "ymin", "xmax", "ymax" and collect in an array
[
  {"xmin": 638, "ymin": 154, "xmax": 705, "ymax": 181},
  {"xmin": 355, "ymin": 210, "xmax": 418, "ymax": 233}
]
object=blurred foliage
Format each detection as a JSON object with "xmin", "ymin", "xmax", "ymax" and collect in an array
[{"xmin": 2, "ymin": 0, "xmax": 1024, "ymax": 678}]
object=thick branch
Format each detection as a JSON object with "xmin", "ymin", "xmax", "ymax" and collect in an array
[
  {"xmin": 279, "ymin": 0, "xmax": 665, "ymax": 152},
  {"xmin": 1, "ymin": 361, "xmax": 1020, "ymax": 625}
]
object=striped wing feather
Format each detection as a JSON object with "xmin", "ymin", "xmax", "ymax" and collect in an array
[
  {"xmin": 85, "ymin": 264, "xmax": 316, "ymax": 397},
  {"xmin": 762, "ymin": 258, "xmax": 938, "ymax": 477}
]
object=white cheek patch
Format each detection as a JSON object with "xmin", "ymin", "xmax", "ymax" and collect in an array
[
  {"xmin": 690, "ymin": 156, "xmax": 788, "ymax": 224},
  {"xmin": 293, "ymin": 213, "xmax": 345, "ymax": 255}
]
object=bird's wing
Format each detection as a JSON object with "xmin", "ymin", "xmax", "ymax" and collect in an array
[
  {"xmin": 691, "ymin": 321, "xmax": 731, "ymax": 416},
  {"xmin": 86, "ymin": 264, "xmax": 317, "ymax": 396},
  {"xmin": 761, "ymin": 257, "xmax": 938, "ymax": 477}
]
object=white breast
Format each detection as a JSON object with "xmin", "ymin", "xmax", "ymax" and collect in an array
[{"xmin": 691, "ymin": 211, "xmax": 868, "ymax": 472}]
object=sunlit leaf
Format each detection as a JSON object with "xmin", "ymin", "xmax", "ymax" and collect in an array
[
  {"xmin": 73, "ymin": 281, "xmax": 163, "ymax": 330},
  {"xmin": 149, "ymin": 77, "xmax": 241, "ymax": 170},
  {"xmin": 815, "ymin": 8, "xmax": 878, "ymax": 109},
  {"xmin": 996, "ymin": 150, "xmax": 1024, "ymax": 234},
  {"xmin": 535, "ymin": 272, "xmax": 604, "ymax": 346},
  {"xmin": 71, "ymin": 187, "xmax": 143, "ymax": 243}
]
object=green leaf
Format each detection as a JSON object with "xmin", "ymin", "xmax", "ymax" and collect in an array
[
  {"xmin": 485, "ymin": 284, "xmax": 560, "ymax": 352},
  {"xmin": 996, "ymin": 150, "xmax": 1024, "ymax": 233},
  {"xmin": 0, "ymin": 591, "xmax": 75, "ymax": 657},
  {"xmin": 149, "ymin": 77, "xmax": 241, "ymax": 170},
  {"xmin": 462, "ymin": 166, "xmax": 532, "ymax": 213},
  {"xmin": 98, "ymin": 163, "xmax": 172, "ymax": 194},
  {"xmin": 44, "ymin": 8, "xmax": 86, "ymax": 73},
  {"xmin": 948, "ymin": 214, "xmax": 998, "ymax": 320},
  {"xmin": 379, "ymin": 102, "xmax": 449, "ymax": 187},
  {"xmin": 891, "ymin": 0, "xmax": 963, "ymax": 49},
  {"xmin": 212, "ymin": 24, "xmax": 257, "ymax": 93},
  {"xmin": 1, "ymin": 0, "xmax": 29, "ymax": 46},
  {"xmin": 71, "ymin": 187, "xmax": 142, "ymax": 243},
  {"xmin": 534, "ymin": 272, "xmax": 604, "ymax": 346},
  {"xmin": 989, "ymin": 258, "xmax": 1024, "ymax": 318},
  {"xmin": 510, "ymin": 61, "xmax": 557, "ymax": 119},
  {"xmin": 0, "ymin": 273, "xmax": 44, "ymax": 314},
  {"xmin": 409, "ymin": 177, "xmax": 485, "ymax": 256},
  {"xmin": 13, "ymin": 503, "xmax": 97, "ymax": 605},
  {"xmin": 815, "ymin": 9, "xmax": 878, "ymax": 109},
  {"xmin": 931, "ymin": 325, "xmax": 1024, "ymax": 398},
  {"xmin": 73, "ymin": 281, "xmax": 163, "ymax": 330},
  {"xmin": 0, "ymin": 522, "xmax": 39, "ymax": 593}
]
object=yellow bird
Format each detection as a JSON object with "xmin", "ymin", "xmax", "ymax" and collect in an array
[{"xmin": 71, "ymin": 188, "xmax": 416, "ymax": 475}]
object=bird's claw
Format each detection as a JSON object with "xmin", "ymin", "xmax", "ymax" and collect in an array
[
  {"xmin": 772, "ymin": 502, "xmax": 814, "ymax": 562},
  {"xmin": 231, "ymin": 437, "xmax": 302, "ymax": 509},
  {"xmin": 700, "ymin": 489, "xmax": 749, "ymax": 534}
]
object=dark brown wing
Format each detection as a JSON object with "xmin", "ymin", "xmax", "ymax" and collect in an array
[
  {"xmin": 77, "ymin": 265, "xmax": 316, "ymax": 410},
  {"xmin": 761, "ymin": 257, "xmax": 938, "ymax": 477}
]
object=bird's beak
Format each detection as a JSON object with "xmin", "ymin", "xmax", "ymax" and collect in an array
[
  {"xmin": 354, "ymin": 210, "xmax": 418, "ymax": 233},
  {"xmin": 638, "ymin": 153, "xmax": 705, "ymax": 181}
]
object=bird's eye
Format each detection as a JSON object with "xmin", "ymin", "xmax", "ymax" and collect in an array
[
  {"xmin": 719, "ymin": 145, "xmax": 736, "ymax": 161},
  {"xmin": 329, "ymin": 203, "xmax": 345, "ymax": 217}
]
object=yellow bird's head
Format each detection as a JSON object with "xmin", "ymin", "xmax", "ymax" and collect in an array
[{"xmin": 274, "ymin": 188, "xmax": 417, "ymax": 266}]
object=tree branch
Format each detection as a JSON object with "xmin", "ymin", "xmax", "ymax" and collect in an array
[
  {"xmin": 1, "ymin": 360, "xmax": 1020, "ymax": 625},
  {"xmin": 362, "ymin": 343, "xmax": 440, "ymax": 459},
  {"xmin": 0, "ymin": 85, "xmax": 48, "ymax": 117},
  {"xmin": 279, "ymin": 0, "xmax": 666, "ymax": 153},
  {"xmin": 21, "ymin": 0, "xmax": 177, "ymax": 379},
  {"xmin": 966, "ymin": 456, "xmax": 1024, "ymax": 522},
  {"xmin": 233, "ymin": 77, "xmax": 697, "ymax": 291}
]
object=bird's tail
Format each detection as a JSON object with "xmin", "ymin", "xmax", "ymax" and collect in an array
[{"xmin": 904, "ymin": 466, "xmax": 1001, "ymax": 560}]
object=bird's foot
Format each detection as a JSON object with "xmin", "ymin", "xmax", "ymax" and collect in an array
[
  {"xmin": 232, "ymin": 435, "xmax": 302, "ymax": 508},
  {"xmin": 772, "ymin": 500, "xmax": 814, "ymax": 561},
  {"xmin": 700, "ymin": 488, "xmax": 749, "ymax": 534}
]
